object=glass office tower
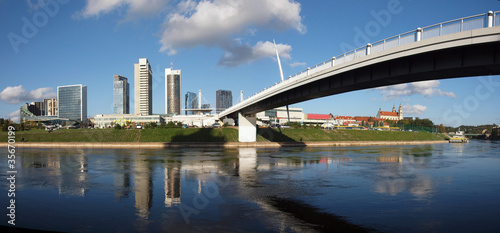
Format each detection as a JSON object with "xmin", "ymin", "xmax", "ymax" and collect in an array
[
  {"xmin": 113, "ymin": 75, "xmax": 130, "ymax": 114},
  {"xmin": 184, "ymin": 91, "xmax": 197, "ymax": 115},
  {"xmin": 216, "ymin": 90, "xmax": 232, "ymax": 114},
  {"xmin": 165, "ymin": 68, "xmax": 181, "ymax": 115},
  {"xmin": 58, "ymin": 84, "xmax": 87, "ymax": 121}
]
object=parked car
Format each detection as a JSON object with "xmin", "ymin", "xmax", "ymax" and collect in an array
[
  {"xmin": 270, "ymin": 124, "xmax": 280, "ymax": 128},
  {"xmin": 136, "ymin": 125, "xmax": 143, "ymax": 129},
  {"xmin": 211, "ymin": 123, "xmax": 222, "ymax": 128}
]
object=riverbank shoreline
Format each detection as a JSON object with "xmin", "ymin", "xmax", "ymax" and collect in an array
[{"xmin": 0, "ymin": 140, "xmax": 448, "ymax": 149}]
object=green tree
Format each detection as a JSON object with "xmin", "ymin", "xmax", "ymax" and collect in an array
[
  {"xmin": 150, "ymin": 122, "xmax": 158, "ymax": 128},
  {"xmin": 439, "ymin": 124, "xmax": 445, "ymax": 133},
  {"xmin": 2, "ymin": 123, "xmax": 8, "ymax": 132},
  {"xmin": 114, "ymin": 124, "xmax": 122, "ymax": 130}
]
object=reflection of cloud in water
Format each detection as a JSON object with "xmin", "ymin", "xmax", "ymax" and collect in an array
[
  {"xmin": 374, "ymin": 163, "xmax": 434, "ymax": 200},
  {"xmin": 375, "ymin": 174, "xmax": 433, "ymax": 199}
]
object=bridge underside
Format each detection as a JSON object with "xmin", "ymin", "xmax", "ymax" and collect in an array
[{"xmin": 231, "ymin": 42, "xmax": 500, "ymax": 118}]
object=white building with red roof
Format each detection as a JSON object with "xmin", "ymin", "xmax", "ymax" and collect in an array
[{"xmin": 376, "ymin": 104, "xmax": 403, "ymax": 121}]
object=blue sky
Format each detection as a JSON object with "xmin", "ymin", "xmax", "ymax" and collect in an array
[{"xmin": 1, "ymin": 0, "xmax": 499, "ymax": 127}]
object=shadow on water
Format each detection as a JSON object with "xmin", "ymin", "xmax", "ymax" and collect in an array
[
  {"xmin": 170, "ymin": 128, "xmax": 226, "ymax": 143},
  {"xmin": 257, "ymin": 127, "xmax": 306, "ymax": 146},
  {"xmin": 264, "ymin": 196, "xmax": 375, "ymax": 233}
]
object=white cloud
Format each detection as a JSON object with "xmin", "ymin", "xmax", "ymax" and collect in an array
[
  {"xmin": 376, "ymin": 80, "xmax": 456, "ymax": 100},
  {"xmin": 159, "ymin": 0, "xmax": 305, "ymax": 65},
  {"xmin": 6, "ymin": 110, "xmax": 20, "ymax": 123},
  {"xmin": 403, "ymin": 104, "xmax": 428, "ymax": 115},
  {"xmin": 76, "ymin": 0, "xmax": 305, "ymax": 66},
  {"xmin": 289, "ymin": 62, "xmax": 306, "ymax": 67},
  {"xmin": 218, "ymin": 40, "xmax": 292, "ymax": 67},
  {"xmin": 0, "ymin": 85, "xmax": 56, "ymax": 104},
  {"xmin": 75, "ymin": 0, "xmax": 169, "ymax": 21}
]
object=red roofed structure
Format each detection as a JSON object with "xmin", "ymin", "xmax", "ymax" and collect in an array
[
  {"xmin": 376, "ymin": 105, "xmax": 403, "ymax": 121},
  {"xmin": 307, "ymin": 114, "xmax": 331, "ymax": 120}
]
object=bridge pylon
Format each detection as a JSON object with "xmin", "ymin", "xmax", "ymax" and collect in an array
[{"xmin": 238, "ymin": 112, "xmax": 257, "ymax": 142}]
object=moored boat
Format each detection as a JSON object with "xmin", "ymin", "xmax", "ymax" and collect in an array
[{"xmin": 449, "ymin": 130, "xmax": 469, "ymax": 143}]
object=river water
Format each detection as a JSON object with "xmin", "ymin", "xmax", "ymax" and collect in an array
[{"xmin": 1, "ymin": 140, "xmax": 500, "ymax": 232}]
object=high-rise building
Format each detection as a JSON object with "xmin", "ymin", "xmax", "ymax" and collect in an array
[
  {"xmin": 27, "ymin": 101, "xmax": 45, "ymax": 116},
  {"xmin": 58, "ymin": 84, "xmax": 87, "ymax": 121},
  {"xmin": 216, "ymin": 90, "xmax": 232, "ymax": 113},
  {"xmin": 184, "ymin": 91, "xmax": 197, "ymax": 115},
  {"xmin": 44, "ymin": 98, "xmax": 57, "ymax": 116},
  {"xmin": 134, "ymin": 58, "xmax": 153, "ymax": 115},
  {"xmin": 113, "ymin": 75, "xmax": 130, "ymax": 114},
  {"xmin": 165, "ymin": 68, "xmax": 181, "ymax": 115}
]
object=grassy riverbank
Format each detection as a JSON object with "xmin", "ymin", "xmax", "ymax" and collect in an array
[{"xmin": 0, "ymin": 128, "xmax": 446, "ymax": 143}]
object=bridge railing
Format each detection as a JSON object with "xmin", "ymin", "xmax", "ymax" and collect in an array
[
  {"xmin": 288, "ymin": 11, "xmax": 497, "ymax": 81},
  {"xmin": 220, "ymin": 11, "xmax": 500, "ymax": 117}
]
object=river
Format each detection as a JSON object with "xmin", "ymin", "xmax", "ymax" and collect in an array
[{"xmin": 1, "ymin": 140, "xmax": 500, "ymax": 232}]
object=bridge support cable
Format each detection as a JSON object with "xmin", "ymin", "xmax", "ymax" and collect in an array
[{"xmin": 274, "ymin": 39, "xmax": 291, "ymax": 125}]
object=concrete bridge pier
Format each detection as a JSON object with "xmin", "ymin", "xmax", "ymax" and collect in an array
[{"xmin": 238, "ymin": 112, "xmax": 257, "ymax": 142}]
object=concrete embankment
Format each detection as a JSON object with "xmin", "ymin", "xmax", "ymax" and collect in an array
[{"xmin": 0, "ymin": 140, "xmax": 448, "ymax": 149}]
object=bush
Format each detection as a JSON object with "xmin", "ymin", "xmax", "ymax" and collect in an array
[
  {"xmin": 166, "ymin": 121, "xmax": 181, "ymax": 128},
  {"xmin": 114, "ymin": 124, "xmax": 122, "ymax": 130}
]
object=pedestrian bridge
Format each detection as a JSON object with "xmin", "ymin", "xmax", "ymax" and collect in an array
[{"xmin": 218, "ymin": 11, "xmax": 500, "ymax": 142}]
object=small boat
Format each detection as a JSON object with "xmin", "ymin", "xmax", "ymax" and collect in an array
[{"xmin": 449, "ymin": 130, "xmax": 469, "ymax": 143}]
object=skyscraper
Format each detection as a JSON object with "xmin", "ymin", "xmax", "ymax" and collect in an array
[
  {"xmin": 165, "ymin": 68, "xmax": 181, "ymax": 115},
  {"xmin": 185, "ymin": 91, "xmax": 197, "ymax": 115},
  {"xmin": 58, "ymin": 84, "xmax": 87, "ymax": 121},
  {"xmin": 113, "ymin": 75, "xmax": 130, "ymax": 114},
  {"xmin": 134, "ymin": 58, "xmax": 153, "ymax": 115},
  {"xmin": 216, "ymin": 90, "xmax": 232, "ymax": 113}
]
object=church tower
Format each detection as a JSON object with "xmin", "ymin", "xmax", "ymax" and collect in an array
[
  {"xmin": 398, "ymin": 104, "xmax": 403, "ymax": 120},
  {"xmin": 392, "ymin": 105, "xmax": 396, "ymax": 112}
]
